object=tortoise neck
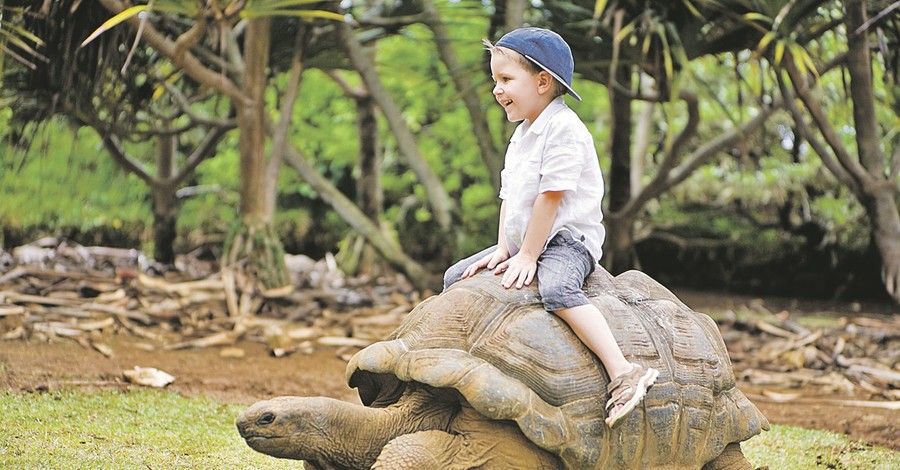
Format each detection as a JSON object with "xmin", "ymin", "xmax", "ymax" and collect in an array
[{"xmin": 316, "ymin": 386, "xmax": 458, "ymax": 469}]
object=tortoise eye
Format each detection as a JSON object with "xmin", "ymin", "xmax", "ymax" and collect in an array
[{"xmin": 257, "ymin": 412, "xmax": 276, "ymax": 426}]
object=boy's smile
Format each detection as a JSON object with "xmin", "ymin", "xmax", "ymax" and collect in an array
[{"xmin": 490, "ymin": 51, "xmax": 554, "ymax": 123}]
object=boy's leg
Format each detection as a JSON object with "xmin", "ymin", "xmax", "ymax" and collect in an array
[
  {"xmin": 442, "ymin": 245, "xmax": 497, "ymax": 291},
  {"xmin": 553, "ymin": 305, "xmax": 659, "ymax": 427},
  {"xmin": 538, "ymin": 234, "xmax": 658, "ymax": 427},
  {"xmin": 553, "ymin": 305, "xmax": 632, "ymax": 378},
  {"xmin": 537, "ymin": 235, "xmax": 631, "ymax": 375}
]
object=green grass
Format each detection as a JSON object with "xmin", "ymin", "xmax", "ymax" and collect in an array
[
  {"xmin": 0, "ymin": 389, "xmax": 896, "ymax": 469},
  {"xmin": 0, "ymin": 389, "xmax": 301, "ymax": 469},
  {"xmin": 744, "ymin": 424, "xmax": 899, "ymax": 469}
]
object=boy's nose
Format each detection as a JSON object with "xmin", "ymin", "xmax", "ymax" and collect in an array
[{"xmin": 493, "ymin": 83, "xmax": 503, "ymax": 95}]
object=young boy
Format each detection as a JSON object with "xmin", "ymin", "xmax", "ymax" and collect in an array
[{"xmin": 443, "ymin": 27, "xmax": 659, "ymax": 428}]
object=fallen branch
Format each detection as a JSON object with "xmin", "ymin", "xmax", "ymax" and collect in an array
[{"xmin": 751, "ymin": 392, "xmax": 900, "ymax": 410}]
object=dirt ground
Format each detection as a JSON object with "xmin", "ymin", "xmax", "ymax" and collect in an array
[{"xmin": 1, "ymin": 290, "xmax": 899, "ymax": 452}]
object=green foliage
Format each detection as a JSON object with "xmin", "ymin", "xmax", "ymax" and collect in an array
[
  {"xmin": 0, "ymin": 120, "xmax": 151, "ymax": 232},
  {"xmin": 0, "ymin": 0, "xmax": 892, "ymax": 281},
  {"xmin": 660, "ymin": 149, "xmax": 868, "ymax": 250}
]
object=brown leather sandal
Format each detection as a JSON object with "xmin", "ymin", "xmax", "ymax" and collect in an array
[{"xmin": 605, "ymin": 363, "xmax": 660, "ymax": 428}]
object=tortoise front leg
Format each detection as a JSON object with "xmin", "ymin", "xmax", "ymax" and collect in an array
[
  {"xmin": 701, "ymin": 442, "xmax": 752, "ymax": 470},
  {"xmin": 373, "ymin": 404, "xmax": 562, "ymax": 469},
  {"xmin": 372, "ymin": 430, "xmax": 462, "ymax": 469}
]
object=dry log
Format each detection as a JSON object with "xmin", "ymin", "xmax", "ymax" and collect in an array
[
  {"xmin": 137, "ymin": 273, "xmax": 224, "ymax": 295},
  {"xmin": 847, "ymin": 364, "xmax": 900, "ymax": 387},
  {"xmin": 0, "ymin": 305, "xmax": 27, "ymax": 316},
  {"xmin": 752, "ymin": 391, "xmax": 900, "ymax": 410},
  {"xmin": 82, "ymin": 303, "xmax": 152, "ymax": 324},
  {"xmin": 317, "ymin": 336, "xmax": 371, "ymax": 348},
  {"xmin": 0, "ymin": 266, "xmax": 28, "ymax": 284},
  {"xmin": 164, "ymin": 331, "xmax": 240, "ymax": 350},
  {"xmin": 755, "ymin": 319, "xmax": 797, "ymax": 338},
  {"xmin": 3, "ymin": 293, "xmax": 83, "ymax": 307},
  {"xmin": 33, "ymin": 322, "xmax": 84, "ymax": 337}
]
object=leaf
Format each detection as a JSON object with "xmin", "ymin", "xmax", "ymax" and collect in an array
[
  {"xmin": 680, "ymin": 0, "xmax": 703, "ymax": 20},
  {"xmin": 613, "ymin": 20, "xmax": 636, "ymax": 44},
  {"xmin": 80, "ymin": 5, "xmax": 150, "ymax": 48},
  {"xmin": 755, "ymin": 31, "xmax": 776, "ymax": 57},
  {"xmin": 642, "ymin": 31, "xmax": 653, "ymax": 58},
  {"xmin": 798, "ymin": 47, "xmax": 819, "ymax": 81},
  {"xmin": 772, "ymin": 0, "xmax": 799, "ymax": 31},
  {"xmin": 742, "ymin": 12, "xmax": 773, "ymax": 24},
  {"xmin": 774, "ymin": 41, "xmax": 785, "ymax": 66},
  {"xmin": 241, "ymin": 10, "xmax": 347, "ymax": 23},
  {"xmin": 0, "ymin": 43, "xmax": 38, "ymax": 71},
  {"xmin": 0, "ymin": 27, "xmax": 46, "ymax": 61},
  {"xmin": 253, "ymin": 0, "xmax": 335, "ymax": 8},
  {"xmin": 656, "ymin": 24, "xmax": 674, "ymax": 88},
  {"xmin": 1, "ymin": 18, "xmax": 45, "ymax": 47},
  {"xmin": 789, "ymin": 42, "xmax": 808, "ymax": 77},
  {"xmin": 593, "ymin": 0, "xmax": 608, "ymax": 19}
]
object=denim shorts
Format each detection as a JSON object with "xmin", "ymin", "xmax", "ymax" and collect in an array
[{"xmin": 443, "ymin": 232, "xmax": 595, "ymax": 311}]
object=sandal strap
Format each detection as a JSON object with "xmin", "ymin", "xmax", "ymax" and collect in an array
[{"xmin": 605, "ymin": 363, "xmax": 645, "ymax": 411}]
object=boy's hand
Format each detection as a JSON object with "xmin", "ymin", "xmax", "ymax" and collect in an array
[
  {"xmin": 496, "ymin": 252, "xmax": 537, "ymax": 289},
  {"xmin": 461, "ymin": 249, "xmax": 509, "ymax": 279}
]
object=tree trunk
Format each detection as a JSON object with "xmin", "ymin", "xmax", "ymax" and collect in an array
[
  {"xmin": 864, "ymin": 185, "xmax": 900, "ymax": 299},
  {"xmin": 356, "ymin": 94, "xmax": 383, "ymax": 217},
  {"xmin": 152, "ymin": 134, "xmax": 177, "ymax": 264},
  {"xmin": 845, "ymin": 0, "xmax": 900, "ymax": 302},
  {"xmin": 340, "ymin": 92, "xmax": 388, "ymax": 276},
  {"xmin": 277, "ymin": 68, "xmax": 434, "ymax": 287},
  {"xmin": 100, "ymin": 127, "xmax": 229, "ymax": 266},
  {"xmin": 228, "ymin": 16, "xmax": 289, "ymax": 291},
  {"xmin": 604, "ymin": 65, "xmax": 635, "ymax": 274},
  {"xmin": 782, "ymin": 0, "xmax": 900, "ymax": 302}
]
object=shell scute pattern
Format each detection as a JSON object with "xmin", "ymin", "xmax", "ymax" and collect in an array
[{"xmin": 347, "ymin": 268, "xmax": 768, "ymax": 469}]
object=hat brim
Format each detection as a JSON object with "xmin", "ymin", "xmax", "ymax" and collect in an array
[{"xmin": 525, "ymin": 54, "xmax": 582, "ymax": 101}]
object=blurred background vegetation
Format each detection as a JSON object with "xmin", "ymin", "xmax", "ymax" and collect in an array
[{"xmin": 0, "ymin": 0, "xmax": 897, "ymax": 302}]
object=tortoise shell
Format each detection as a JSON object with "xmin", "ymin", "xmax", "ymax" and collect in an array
[{"xmin": 347, "ymin": 268, "xmax": 768, "ymax": 469}]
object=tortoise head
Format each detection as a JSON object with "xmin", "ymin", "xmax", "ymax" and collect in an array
[
  {"xmin": 236, "ymin": 396, "xmax": 338, "ymax": 461},
  {"xmin": 237, "ymin": 395, "xmax": 397, "ymax": 469}
]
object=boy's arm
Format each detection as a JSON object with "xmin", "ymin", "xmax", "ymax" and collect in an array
[
  {"xmin": 496, "ymin": 191, "xmax": 563, "ymax": 288},
  {"xmin": 462, "ymin": 200, "xmax": 510, "ymax": 279},
  {"xmin": 496, "ymin": 200, "xmax": 510, "ymax": 256}
]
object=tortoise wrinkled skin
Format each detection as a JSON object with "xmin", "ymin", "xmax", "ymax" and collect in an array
[{"xmin": 239, "ymin": 268, "xmax": 768, "ymax": 469}]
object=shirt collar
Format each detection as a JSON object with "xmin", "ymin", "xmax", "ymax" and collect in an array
[{"xmin": 510, "ymin": 97, "xmax": 568, "ymax": 142}]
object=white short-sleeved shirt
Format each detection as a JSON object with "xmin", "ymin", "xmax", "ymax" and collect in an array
[{"xmin": 499, "ymin": 97, "xmax": 606, "ymax": 262}]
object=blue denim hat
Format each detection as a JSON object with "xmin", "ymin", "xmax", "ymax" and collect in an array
[{"xmin": 495, "ymin": 27, "xmax": 581, "ymax": 101}]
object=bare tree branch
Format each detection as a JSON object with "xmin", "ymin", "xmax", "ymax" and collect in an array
[
  {"xmin": 421, "ymin": 0, "xmax": 502, "ymax": 190},
  {"xmin": 97, "ymin": 0, "xmax": 248, "ymax": 104},
  {"xmin": 335, "ymin": 21, "xmax": 453, "ymax": 229},
  {"xmin": 776, "ymin": 71, "xmax": 861, "ymax": 195},
  {"xmin": 170, "ymin": 126, "xmax": 232, "ymax": 187},
  {"xmin": 282, "ymin": 142, "xmax": 433, "ymax": 290},
  {"xmin": 612, "ymin": 97, "xmax": 781, "ymax": 221},
  {"xmin": 265, "ymin": 27, "xmax": 306, "ymax": 216},
  {"xmin": 100, "ymin": 134, "xmax": 154, "ymax": 183},
  {"xmin": 782, "ymin": 53, "xmax": 873, "ymax": 186},
  {"xmin": 324, "ymin": 69, "xmax": 367, "ymax": 99}
]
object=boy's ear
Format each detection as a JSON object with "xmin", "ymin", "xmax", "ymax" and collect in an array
[{"xmin": 537, "ymin": 71, "xmax": 554, "ymax": 95}]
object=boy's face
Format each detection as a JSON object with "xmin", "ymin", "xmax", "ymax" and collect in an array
[{"xmin": 490, "ymin": 50, "xmax": 554, "ymax": 123}]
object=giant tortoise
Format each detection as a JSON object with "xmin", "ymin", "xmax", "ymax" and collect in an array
[{"xmin": 237, "ymin": 268, "xmax": 768, "ymax": 469}]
